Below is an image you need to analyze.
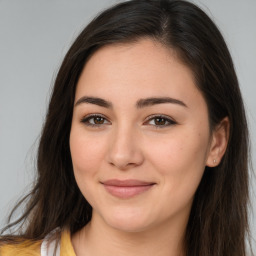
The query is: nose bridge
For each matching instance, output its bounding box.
[107,122,143,169]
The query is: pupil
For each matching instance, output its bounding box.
[155,118,165,125]
[94,117,104,124]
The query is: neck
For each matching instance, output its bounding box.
[72,212,187,256]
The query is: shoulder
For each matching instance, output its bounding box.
[0,228,75,256]
[0,240,41,256]
[59,229,76,256]
[40,228,75,256]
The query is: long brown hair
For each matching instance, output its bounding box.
[1,0,252,255]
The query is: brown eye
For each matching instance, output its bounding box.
[81,114,110,127]
[154,117,167,126]
[94,116,105,124]
[146,115,177,128]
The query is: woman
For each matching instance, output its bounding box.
[0,0,252,255]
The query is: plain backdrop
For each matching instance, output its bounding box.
[0,0,255,248]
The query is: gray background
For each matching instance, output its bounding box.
[0,0,255,248]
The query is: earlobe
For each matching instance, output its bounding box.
[206,117,230,167]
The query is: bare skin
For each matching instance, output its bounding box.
[70,38,229,256]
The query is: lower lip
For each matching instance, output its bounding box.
[103,184,154,199]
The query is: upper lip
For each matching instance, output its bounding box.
[101,179,155,187]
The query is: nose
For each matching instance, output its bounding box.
[106,125,144,170]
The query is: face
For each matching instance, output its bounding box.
[70,38,214,233]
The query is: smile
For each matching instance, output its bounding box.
[101,179,156,199]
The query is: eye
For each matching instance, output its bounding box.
[81,114,110,127]
[145,115,177,128]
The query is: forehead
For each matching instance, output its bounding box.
[75,38,205,110]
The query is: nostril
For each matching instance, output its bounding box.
[107,152,144,170]
[106,130,144,169]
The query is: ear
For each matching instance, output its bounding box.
[206,117,230,167]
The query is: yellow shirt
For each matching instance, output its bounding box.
[0,229,76,256]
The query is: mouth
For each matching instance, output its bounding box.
[100,179,156,199]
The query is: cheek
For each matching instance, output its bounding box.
[69,127,108,205]
[145,129,209,196]
[69,127,105,179]
[148,132,207,171]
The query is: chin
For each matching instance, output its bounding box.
[101,208,155,233]
[109,219,151,233]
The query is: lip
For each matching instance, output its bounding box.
[101,179,156,199]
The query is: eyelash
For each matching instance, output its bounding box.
[80,114,110,128]
[80,114,177,128]
[144,114,177,128]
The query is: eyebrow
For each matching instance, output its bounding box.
[136,97,187,108]
[75,96,187,108]
[75,96,113,108]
